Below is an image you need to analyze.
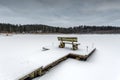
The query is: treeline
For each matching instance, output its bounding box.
[0,23,120,34]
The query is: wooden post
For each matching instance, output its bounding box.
[86,46,88,52]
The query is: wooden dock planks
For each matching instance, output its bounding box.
[19,48,96,80]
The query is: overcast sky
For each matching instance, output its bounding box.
[0,0,120,27]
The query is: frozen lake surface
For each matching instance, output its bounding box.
[0,34,120,80]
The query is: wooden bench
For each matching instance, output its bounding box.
[57,37,80,50]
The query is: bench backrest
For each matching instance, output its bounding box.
[58,37,77,42]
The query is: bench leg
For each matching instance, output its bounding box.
[59,42,65,48]
[72,44,78,50]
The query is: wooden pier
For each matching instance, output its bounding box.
[19,48,96,80]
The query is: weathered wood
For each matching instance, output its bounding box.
[42,54,69,71]
[63,42,80,45]
[86,48,96,59]
[58,37,77,42]
[58,37,80,50]
[19,67,43,80]
[19,48,96,80]
[68,53,87,61]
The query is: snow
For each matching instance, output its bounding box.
[0,34,120,80]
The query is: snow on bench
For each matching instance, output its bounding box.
[58,37,80,50]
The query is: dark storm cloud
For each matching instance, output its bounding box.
[0,0,120,27]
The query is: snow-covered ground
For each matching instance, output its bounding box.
[0,34,120,80]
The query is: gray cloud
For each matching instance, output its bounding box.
[0,0,120,27]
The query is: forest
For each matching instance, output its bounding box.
[0,23,120,34]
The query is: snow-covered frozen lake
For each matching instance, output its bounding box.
[0,34,120,80]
